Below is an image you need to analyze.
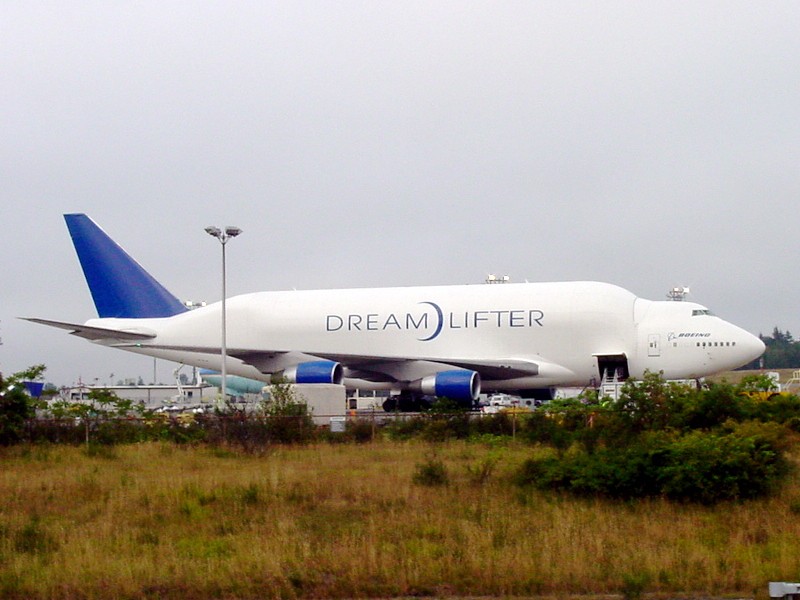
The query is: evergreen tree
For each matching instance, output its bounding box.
[741,328,800,369]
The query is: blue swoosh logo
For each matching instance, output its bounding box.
[418,301,443,341]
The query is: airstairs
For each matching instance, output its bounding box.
[781,370,800,395]
[599,369,626,400]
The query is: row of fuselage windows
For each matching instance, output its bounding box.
[670,341,738,348]
[669,340,737,348]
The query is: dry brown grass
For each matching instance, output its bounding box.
[0,440,798,599]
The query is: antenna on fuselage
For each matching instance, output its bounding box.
[184,300,207,309]
[667,286,690,301]
[486,274,510,284]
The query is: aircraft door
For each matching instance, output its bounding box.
[596,354,629,382]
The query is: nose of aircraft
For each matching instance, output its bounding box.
[739,330,766,365]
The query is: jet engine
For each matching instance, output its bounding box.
[281,360,343,385]
[418,370,480,401]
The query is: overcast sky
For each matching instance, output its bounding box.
[2,1,798,386]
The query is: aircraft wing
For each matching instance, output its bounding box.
[22,318,157,341]
[432,357,540,379]
[308,353,543,382]
[110,340,549,383]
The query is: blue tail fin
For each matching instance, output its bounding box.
[65,213,188,318]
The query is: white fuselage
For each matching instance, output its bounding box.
[87,281,764,393]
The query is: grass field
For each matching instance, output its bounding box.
[708,368,799,386]
[1,440,799,599]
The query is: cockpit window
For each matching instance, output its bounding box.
[692,309,713,316]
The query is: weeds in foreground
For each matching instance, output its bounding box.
[0,441,797,599]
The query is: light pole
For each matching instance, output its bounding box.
[205,225,242,406]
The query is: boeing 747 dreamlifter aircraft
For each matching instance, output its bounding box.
[26,214,764,409]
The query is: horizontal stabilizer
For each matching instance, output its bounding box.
[114,344,292,370]
[22,318,156,341]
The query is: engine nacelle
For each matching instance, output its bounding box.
[418,370,480,401]
[281,361,343,385]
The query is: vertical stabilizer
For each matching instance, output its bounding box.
[65,213,188,318]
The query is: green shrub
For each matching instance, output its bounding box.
[517,434,668,498]
[0,366,43,445]
[473,412,514,436]
[516,424,790,503]
[264,415,314,444]
[521,410,574,449]
[13,517,58,555]
[660,424,790,503]
[346,418,376,443]
[257,380,315,445]
[384,415,428,440]
[421,413,471,442]
[681,383,743,430]
[609,372,694,437]
[412,457,449,486]
[621,570,651,600]
[748,393,800,424]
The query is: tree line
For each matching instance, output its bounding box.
[742,327,800,369]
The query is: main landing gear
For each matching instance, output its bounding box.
[382,391,434,412]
